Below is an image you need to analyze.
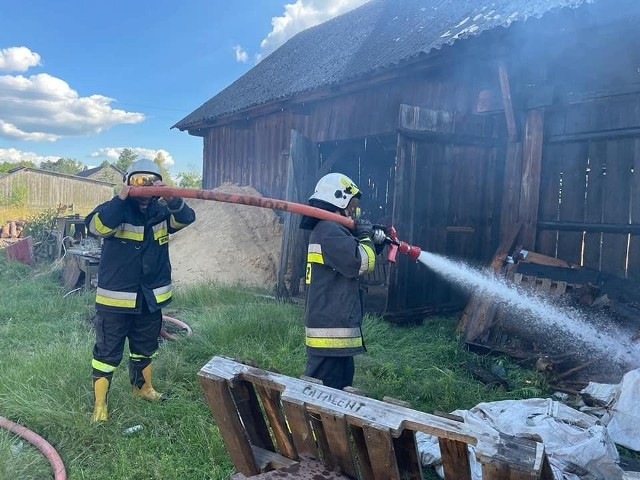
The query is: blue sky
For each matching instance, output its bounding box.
[0,0,368,176]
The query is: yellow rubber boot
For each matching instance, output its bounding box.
[132,364,167,402]
[91,377,110,423]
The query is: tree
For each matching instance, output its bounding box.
[0,160,36,173]
[114,148,137,173]
[153,152,173,185]
[40,157,86,175]
[177,169,202,189]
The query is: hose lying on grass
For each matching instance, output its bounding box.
[0,415,66,480]
[160,315,193,341]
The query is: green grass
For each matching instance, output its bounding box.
[0,253,551,479]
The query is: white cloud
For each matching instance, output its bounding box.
[0,46,41,73]
[233,45,249,63]
[90,147,175,166]
[0,147,59,166]
[0,47,145,142]
[258,0,370,60]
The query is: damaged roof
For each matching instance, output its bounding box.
[173,0,592,131]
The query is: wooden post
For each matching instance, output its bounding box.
[518,109,545,248]
[498,60,545,251]
[498,61,523,242]
[498,62,518,143]
[276,156,296,297]
[276,129,318,298]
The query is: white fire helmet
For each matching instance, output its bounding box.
[309,173,361,210]
[124,158,162,184]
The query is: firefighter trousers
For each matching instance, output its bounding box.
[92,307,163,386]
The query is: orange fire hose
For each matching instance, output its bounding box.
[128,186,355,229]
[129,186,426,263]
[0,416,66,480]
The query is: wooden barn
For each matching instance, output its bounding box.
[0,167,114,212]
[174,0,640,320]
[76,164,123,186]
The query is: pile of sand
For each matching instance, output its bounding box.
[169,184,283,288]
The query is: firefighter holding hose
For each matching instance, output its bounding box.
[85,158,195,422]
[300,173,386,390]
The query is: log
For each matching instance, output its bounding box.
[517,250,574,268]
[554,358,601,382]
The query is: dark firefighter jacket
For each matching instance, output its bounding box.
[304,220,376,357]
[85,195,195,314]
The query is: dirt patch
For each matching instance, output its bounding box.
[170,184,283,288]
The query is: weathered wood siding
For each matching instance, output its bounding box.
[537,92,640,280]
[203,71,486,199]
[0,169,114,210]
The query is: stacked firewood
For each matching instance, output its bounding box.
[0,220,24,239]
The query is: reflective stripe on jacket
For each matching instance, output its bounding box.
[304,220,375,357]
[86,196,195,314]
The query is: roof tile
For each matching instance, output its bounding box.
[174,0,593,130]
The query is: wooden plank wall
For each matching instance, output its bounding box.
[202,73,481,200]
[538,92,640,279]
[0,169,114,210]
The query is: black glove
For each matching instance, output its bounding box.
[353,218,373,240]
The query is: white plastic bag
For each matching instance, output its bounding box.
[602,369,640,451]
[416,398,623,480]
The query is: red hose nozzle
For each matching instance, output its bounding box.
[398,241,421,261]
[383,226,422,262]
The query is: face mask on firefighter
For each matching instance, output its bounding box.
[346,197,361,219]
[128,173,161,186]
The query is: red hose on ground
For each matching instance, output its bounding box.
[0,416,66,480]
[161,315,193,341]
[128,186,355,229]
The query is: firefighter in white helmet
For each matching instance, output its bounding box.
[85,158,196,422]
[300,172,385,390]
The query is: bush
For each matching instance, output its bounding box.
[0,181,27,207]
[22,208,58,244]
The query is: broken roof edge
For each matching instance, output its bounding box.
[172,0,595,132]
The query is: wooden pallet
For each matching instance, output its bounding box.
[199,356,553,480]
[511,272,569,295]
